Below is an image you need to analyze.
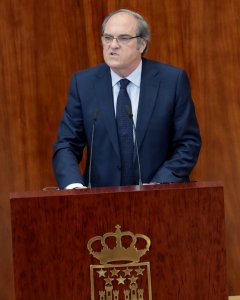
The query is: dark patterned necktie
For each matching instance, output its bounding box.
[116,79,134,185]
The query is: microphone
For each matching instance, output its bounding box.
[88,109,99,188]
[125,105,142,186]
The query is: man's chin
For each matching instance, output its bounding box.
[105,56,120,64]
[106,61,122,69]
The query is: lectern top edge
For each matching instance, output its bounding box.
[9,181,223,200]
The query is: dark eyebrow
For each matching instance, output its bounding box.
[103,33,133,36]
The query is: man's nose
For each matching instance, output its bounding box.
[110,38,120,48]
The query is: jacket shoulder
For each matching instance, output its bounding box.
[143,58,185,76]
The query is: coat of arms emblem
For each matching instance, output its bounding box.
[87,225,152,300]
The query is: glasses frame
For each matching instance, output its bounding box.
[101,34,141,45]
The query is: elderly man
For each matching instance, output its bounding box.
[53,9,201,189]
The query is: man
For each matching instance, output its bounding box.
[52,9,201,189]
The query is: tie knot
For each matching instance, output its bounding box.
[119,78,130,90]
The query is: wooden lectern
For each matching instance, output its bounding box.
[10,182,228,300]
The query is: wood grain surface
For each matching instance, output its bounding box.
[10,182,227,300]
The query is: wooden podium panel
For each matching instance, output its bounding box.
[10,182,227,300]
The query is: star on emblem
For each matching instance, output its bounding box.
[123,267,133,276]
[129,275,138,284]
[117,275,126,285]
[110,268,120,277]
[135,266,144,276]
[97,268,107,277]
[104,276,114,285]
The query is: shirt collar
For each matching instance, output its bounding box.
[110,60,142,88]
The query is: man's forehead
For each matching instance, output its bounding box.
[105,13,137,32]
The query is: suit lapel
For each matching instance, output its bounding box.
[136,59,161,150]
[94,65,120,158]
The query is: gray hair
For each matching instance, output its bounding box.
[101,9,150,55]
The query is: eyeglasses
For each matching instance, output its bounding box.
[102,34,141,45]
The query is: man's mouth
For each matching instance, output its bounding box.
[110,52,118,56]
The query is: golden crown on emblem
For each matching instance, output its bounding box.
[87,225,151,264]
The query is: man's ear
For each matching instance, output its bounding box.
[139,40,147,54]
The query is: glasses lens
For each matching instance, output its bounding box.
[102,35,113,44]
[102,35,139,45]
[118,36,132,44]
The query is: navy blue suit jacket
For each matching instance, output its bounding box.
[53,58,201,189]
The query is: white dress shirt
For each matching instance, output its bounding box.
[111,60,142,126]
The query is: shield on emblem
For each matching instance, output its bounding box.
[90,262,152,300]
